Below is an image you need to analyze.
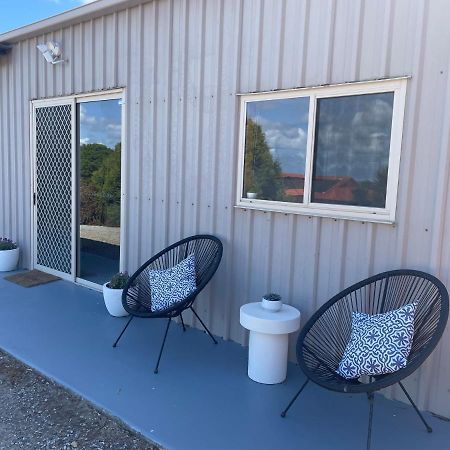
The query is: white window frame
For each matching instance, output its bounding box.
[236,78,408,224]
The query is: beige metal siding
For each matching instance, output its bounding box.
[1,0,450,416]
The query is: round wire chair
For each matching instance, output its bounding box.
[281,270,449,450]
[112,235,223,373]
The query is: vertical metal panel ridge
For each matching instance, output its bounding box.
[123,7,132,269]
[380,0,394,76]
[164,0,174,250]
[276,0,286,87]
[0,61,5,233]
[149,0,158,260]
[167,0,187,245]
[219,0,243,340]
[323,0,336,83]
[397,0,428,267]
[4,62,11,238]
[193,0,206,239]
[211,0,224,232]
[113,12,119,87]
[351,0,364,80]
[136,4,145,266]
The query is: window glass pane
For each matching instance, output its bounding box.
[78,99,122,285]
[311,92,394,208]
[243,97,309,203]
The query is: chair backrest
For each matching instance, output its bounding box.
[123,235,223,316]
[298,270,449,388]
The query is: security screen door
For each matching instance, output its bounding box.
[33,101,75,279]
[32,92,123,285]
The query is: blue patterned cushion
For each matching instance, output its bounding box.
[336,303,417,379]
[149,254,197,312]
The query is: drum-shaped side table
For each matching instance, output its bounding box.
[240,302,301,384]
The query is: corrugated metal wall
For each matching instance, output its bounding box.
[1,0,450,417]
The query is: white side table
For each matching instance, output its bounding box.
[240,302,301,384]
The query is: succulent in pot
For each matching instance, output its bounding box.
[103,271,130,317]
[246,189,258,200]
[0,238,19,272]
[261,292,283,311]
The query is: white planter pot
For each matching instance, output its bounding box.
[0,247,19,272]
[102,283,129,317]
[261,298,282,312]
[247,192,258,199]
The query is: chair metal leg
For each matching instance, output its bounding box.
[280,379,309,417]
[112,316,134,348]
[398,381,432,433]
[190,307,217,344]
[367,392,374,450]
[180,312,186,332]
[154,318,171,374]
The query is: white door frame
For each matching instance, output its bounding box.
[30,88,126,289]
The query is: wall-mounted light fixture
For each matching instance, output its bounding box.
[0,43,12,56]
[36,42,65,65]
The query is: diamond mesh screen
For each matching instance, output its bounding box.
[35,104,73,275]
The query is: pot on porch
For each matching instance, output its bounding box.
[0,247,20,272]
[102,283,129,317]
[261,293,282,312]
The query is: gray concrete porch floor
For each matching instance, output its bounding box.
[0,272,449,450]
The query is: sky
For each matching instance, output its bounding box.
[247,97,309,175]
[247,93,393,182]
[79,99,122,149]
[0,0,97,34]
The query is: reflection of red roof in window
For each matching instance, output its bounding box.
[281,173,358,203]
[285,189,304,196]
[280,173,305,179]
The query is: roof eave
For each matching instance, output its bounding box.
[0,0,148,44]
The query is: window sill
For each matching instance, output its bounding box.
[234,201,396,225]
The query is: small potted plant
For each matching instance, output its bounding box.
[103,272,130,317]
[0,238,19,272]
[261,293,282,312]
[246,189,258,199]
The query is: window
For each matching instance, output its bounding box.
[237,78,407,223]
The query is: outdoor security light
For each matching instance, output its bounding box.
[36,41,65,65]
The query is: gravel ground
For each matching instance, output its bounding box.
[0,350,161,450]
[79,225,120,246]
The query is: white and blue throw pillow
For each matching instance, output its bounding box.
[149,254,197,312]
[336,303,417,379]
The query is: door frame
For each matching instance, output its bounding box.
[30,88,127,289]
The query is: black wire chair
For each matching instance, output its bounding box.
[112,235,223,373]
[281,270,449,450]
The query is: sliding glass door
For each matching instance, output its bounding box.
[32,90,124,288]
[77,98,122,285]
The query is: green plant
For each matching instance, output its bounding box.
[263,293,281,302]
[107,272,130,289]
[0,238,17,251]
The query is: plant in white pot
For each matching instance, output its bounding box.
[246,187,258,199]
[0,238,19,272]
[103,272,130,317]
[261,293,282,312]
